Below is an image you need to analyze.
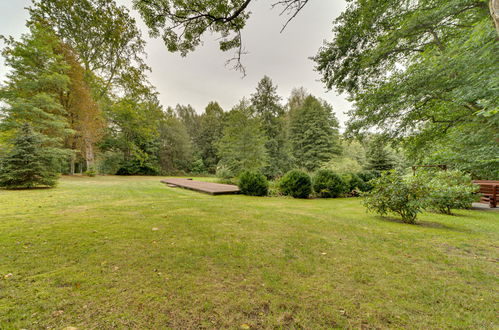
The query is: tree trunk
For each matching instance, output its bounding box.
[84,138,95,170]
[69,140,77,175]
[491,0,499,35]
[69,153,75,175]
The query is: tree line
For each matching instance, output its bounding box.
[135,0,499,180]
[1,0,497,189]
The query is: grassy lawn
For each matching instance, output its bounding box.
[0,176,497,329]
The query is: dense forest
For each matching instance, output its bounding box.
[0,0,497,183]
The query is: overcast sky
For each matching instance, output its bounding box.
[0,0,351,126]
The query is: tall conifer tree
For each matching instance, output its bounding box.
[0,23,72,156]
[289,95,341,171]
[251,76,290,177]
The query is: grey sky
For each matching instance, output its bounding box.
[0,0,351,126]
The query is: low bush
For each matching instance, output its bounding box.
[238,170,268,196]
[362,171,427,224]
[280,170,312,198]
[419,170,479,214]
[340,172,364,193]
[267,179,283,197]
[84,169,96,177]
[216,165,235,184]
[313,170,348,198]
[357,170,381,192]
[348,173,364,191]
[191,159,206,175]
[116,159,159,176]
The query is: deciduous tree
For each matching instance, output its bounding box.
[133,0,311,73]
[158,110,193,173]
[314,0,498,176]
[60,45,105,172]
[29,0,149,96]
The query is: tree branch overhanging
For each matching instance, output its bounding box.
[134,0,313,74]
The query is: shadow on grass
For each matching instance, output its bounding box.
[376,216,471,233]
[0,186,54,191]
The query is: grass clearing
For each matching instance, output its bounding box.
[0,176,498,328]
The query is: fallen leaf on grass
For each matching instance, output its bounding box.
[4,273,13,279]
[52,310,64,317]
[152,227,159,231]
[240,324,251,329]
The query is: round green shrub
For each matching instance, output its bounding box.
[362,171,428,224]
[417,170,479,214]
[313,169,348,198]
[357,170,381,192]
[116,159,159,176]
[238,170,269,196]
[280,170,312,198]
[190,159,206,174]
[348,173,364,191]
[84,169,97,177]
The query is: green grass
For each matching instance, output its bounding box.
[0,176,497,329]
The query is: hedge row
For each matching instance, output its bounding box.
[238,169,378,198]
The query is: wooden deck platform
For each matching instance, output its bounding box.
[160,178,240,195]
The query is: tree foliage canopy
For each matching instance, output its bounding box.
[0,23,72,152]
[217,100,267,175]
[29,0,149,94]
[314,0,498,178]
[133,0,310,73]
[289,95,341,172]
[251,76,290,177]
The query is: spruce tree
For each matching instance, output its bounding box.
[0,124,59,189]
[251,76,291,177]
[289,95,341,171]
[365,137,397,171]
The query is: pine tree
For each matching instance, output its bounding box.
[0,23,72,153]
[289,95,341,171]
[0,124,59,189]
[251,76,290,177]
[365,137,397,171]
